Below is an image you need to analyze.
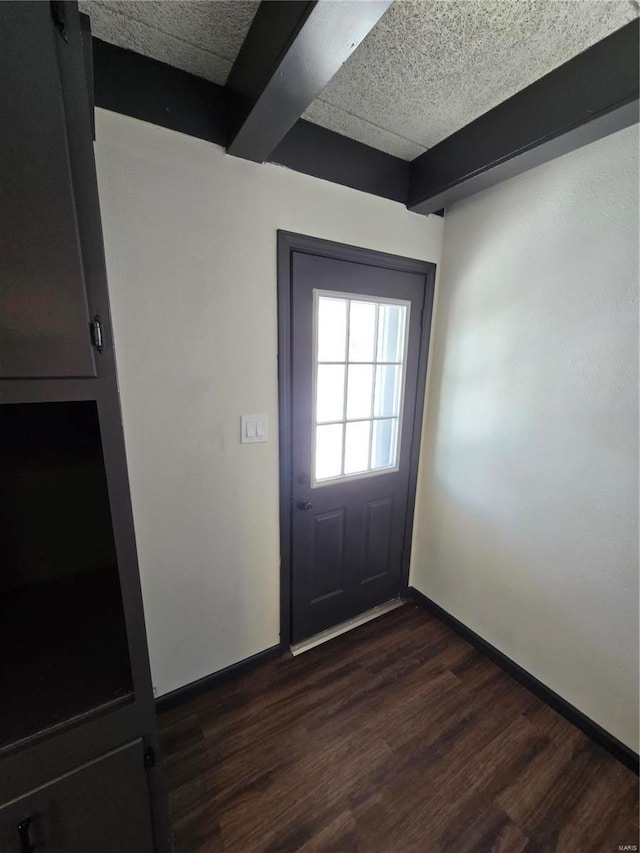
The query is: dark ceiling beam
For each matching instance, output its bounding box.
[226,0,391,163]
[90,39,412,206]
[270,119,409,204]
[408,19,640,215]
[92,39,228,148]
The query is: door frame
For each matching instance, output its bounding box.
[277,230,436,647]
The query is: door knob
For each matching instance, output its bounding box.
[296,500,313,512]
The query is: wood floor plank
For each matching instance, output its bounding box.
[158,603,639,853]
[361,715,543,850]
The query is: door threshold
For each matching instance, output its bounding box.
[290,599,405,656]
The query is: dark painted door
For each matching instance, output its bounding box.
[0,2,96,378]
[290,250,427,643]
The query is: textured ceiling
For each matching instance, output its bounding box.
[82,0,638,160]
[303,0,639,159]
[79,0,258,84]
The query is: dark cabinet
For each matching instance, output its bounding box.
[0,401,134,750]
[0,741,154,853]
[0,3,171,851]
[0,1,96,378]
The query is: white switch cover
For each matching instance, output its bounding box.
[241,414,268,444]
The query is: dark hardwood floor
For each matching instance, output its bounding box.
[158,603,639,852]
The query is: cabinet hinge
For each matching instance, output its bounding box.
[144,746,156,770]
[50,1,68,41]
[90,314,104,354]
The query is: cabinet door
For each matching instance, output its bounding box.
[0,2,96,378]
[0,741,154,853]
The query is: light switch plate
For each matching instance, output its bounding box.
[241,414,268,443]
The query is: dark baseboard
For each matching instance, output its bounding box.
[406,587,639,775]
[155,643,286,714]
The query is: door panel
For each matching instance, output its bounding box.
[0,741,153,853]
[0,3,96,378]
[362,497,394,584]
[290,249,428,643]
[310,509,346,602]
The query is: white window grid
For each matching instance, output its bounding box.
[311,289,411,487]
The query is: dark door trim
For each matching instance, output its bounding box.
[277,230,436,647]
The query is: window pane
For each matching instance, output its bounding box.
[377,304,407,363]
[316,364,345,423]
[317,297,347,362]
[344,421,371,475]
[348,301,376,362]
[346,364,373,420]
[371,419,398,469]
[315,424,343,480]
[374,365,402,417]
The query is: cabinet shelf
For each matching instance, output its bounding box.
[0,402,134,751]
[0,570,134,751]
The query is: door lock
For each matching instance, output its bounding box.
[296,500,313,512]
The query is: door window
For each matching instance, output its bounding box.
[313,291,410,486]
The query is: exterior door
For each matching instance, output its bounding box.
[282,234,435,644]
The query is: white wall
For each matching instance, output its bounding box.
[411,124,639,750]
[94,108,444,697]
